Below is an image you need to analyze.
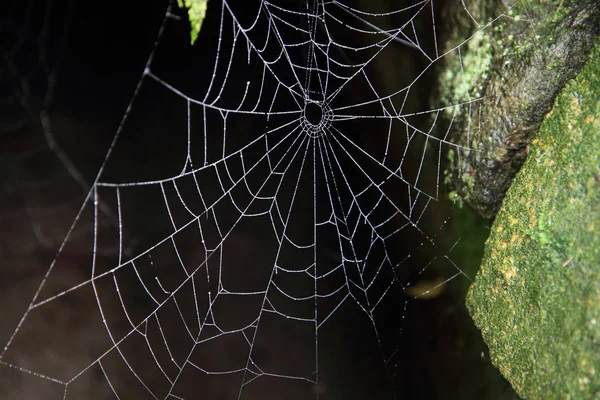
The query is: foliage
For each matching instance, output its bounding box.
[177,0,209,45]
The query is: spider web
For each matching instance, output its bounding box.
[1,0,516,398]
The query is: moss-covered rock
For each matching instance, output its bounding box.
[466,41,600,399]
[438,0,600,218]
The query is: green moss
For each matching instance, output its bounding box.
[441,28,494,114]
[467,41,600,399]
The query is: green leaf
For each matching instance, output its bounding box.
[177,0,209,45]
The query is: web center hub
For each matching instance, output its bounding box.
[302,101,332,138]
[305,102,323,125]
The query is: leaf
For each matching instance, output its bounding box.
[177,0,209,45]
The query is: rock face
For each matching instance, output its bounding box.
[439,0,600,218]
[466,41,600,399]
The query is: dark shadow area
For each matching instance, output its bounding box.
[0,0,519,399]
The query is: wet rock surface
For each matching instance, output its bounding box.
[438,0,600,218]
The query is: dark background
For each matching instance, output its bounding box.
[0,0,519,399]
